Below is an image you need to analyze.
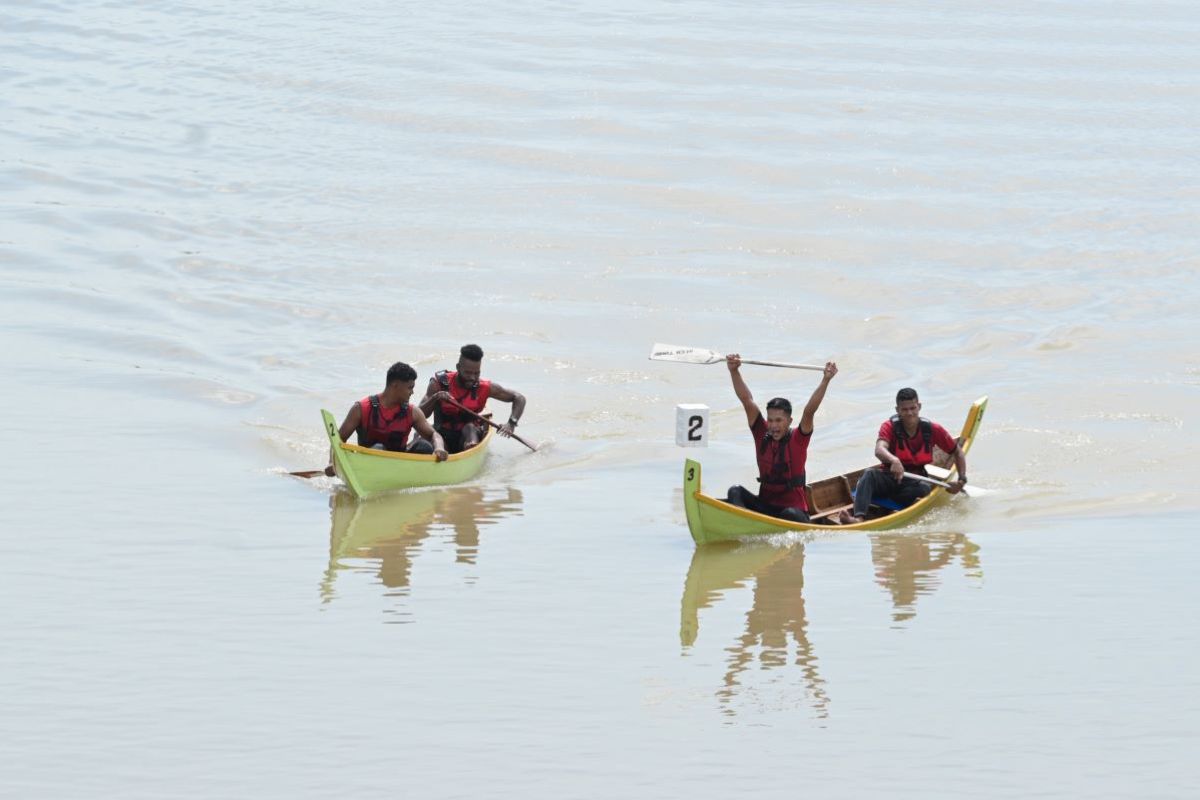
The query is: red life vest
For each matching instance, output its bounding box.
[434,370,491,431]
[356,395,414,451]
[754,424,810,512]
[886,415,934,472]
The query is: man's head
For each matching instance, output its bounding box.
[457,343,484,387]
[385,361,418,402]
[764,397,793,439]
[895,387,921,425]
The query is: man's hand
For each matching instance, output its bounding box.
[434,448,449,462]
[324,464,335,477]
[889,460,905,482]
[431,391,451,403]
[823,361,838,381]
[726,353,742,372]
[499,422,515,438]
[946,479,966,495]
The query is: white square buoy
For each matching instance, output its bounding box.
[675,404,710,447]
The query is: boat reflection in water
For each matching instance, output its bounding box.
[681,542,828,718]
[320,486,524,615]
[680,531,982,718]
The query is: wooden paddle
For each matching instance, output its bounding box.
[289,470,326,479]
[903,472,994,498]
[649,343,824,372]
[444,396,538,452]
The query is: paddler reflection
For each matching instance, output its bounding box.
[681,542,829,719]
[319,486,524,609]
[680,531,982,717]
[869,532,982,623]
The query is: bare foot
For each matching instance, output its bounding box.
[836,510,864,525]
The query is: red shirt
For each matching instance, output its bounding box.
[877,418,957,471]
[751,414,811,511]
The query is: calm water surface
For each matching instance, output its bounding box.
[2,0,1198,796]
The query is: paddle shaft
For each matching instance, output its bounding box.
[903,471,986,497]
[737,358,825,372]
[444,396,538,452]
[904,472,954,489]
[648,344,825,371]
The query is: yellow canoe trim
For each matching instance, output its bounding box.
[336,427,494,463]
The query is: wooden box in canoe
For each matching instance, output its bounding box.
[683,396,988,545]
[321,408,493,498]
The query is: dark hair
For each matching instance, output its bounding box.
[765,397,792,415]
[460,343,484,362]
[896,387,919,404]
[386,361,417,384]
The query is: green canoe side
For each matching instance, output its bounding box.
[684,396,989,545]
[321,408,492,497]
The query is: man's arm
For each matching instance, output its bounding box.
[488,382,526,437]
[798,361,838,435]
[412,407,448,461]
[337,403,362,443]
[726,354,760,427]
[418,376,446,417]
[875,438,905,481]
[947,446,968,494]
[932,425,968,494]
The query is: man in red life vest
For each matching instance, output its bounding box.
[724,354,838,523]
[325,362,447,475]
[837,387,967,524]
[417,343,527,454]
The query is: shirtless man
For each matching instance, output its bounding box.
[325,362,447,475]
[418,344,527,453]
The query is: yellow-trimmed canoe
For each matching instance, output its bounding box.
[321,408,493,498]
[684,396,988,545]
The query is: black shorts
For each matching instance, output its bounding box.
[437,423,485,454]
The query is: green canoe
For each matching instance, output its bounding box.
[683,396,988,545]
[321,408,493,498]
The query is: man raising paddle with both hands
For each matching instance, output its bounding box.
[419,343,528,454]
[724,354,838,523]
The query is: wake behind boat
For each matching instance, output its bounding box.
[683,396,988,545]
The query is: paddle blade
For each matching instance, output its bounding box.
[648,343,725,365]
[921,466,996,497]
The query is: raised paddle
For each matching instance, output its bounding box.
[443,396,539,452]
[648,343,824,372]
[903,472,995,498]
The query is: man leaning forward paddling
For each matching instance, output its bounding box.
[325,361,448,475]
[836,387,967,524]
[418,343,527,454]
[725,354,838,523]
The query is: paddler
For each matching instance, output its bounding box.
[724,354,838,523]
[325,362,448,475]
[417,343,527,453]
[837,388,967,524]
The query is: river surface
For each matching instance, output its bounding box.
[3,1,1198,797]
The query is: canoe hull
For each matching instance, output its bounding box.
[684,396,988,545]
[322,408,492,497]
